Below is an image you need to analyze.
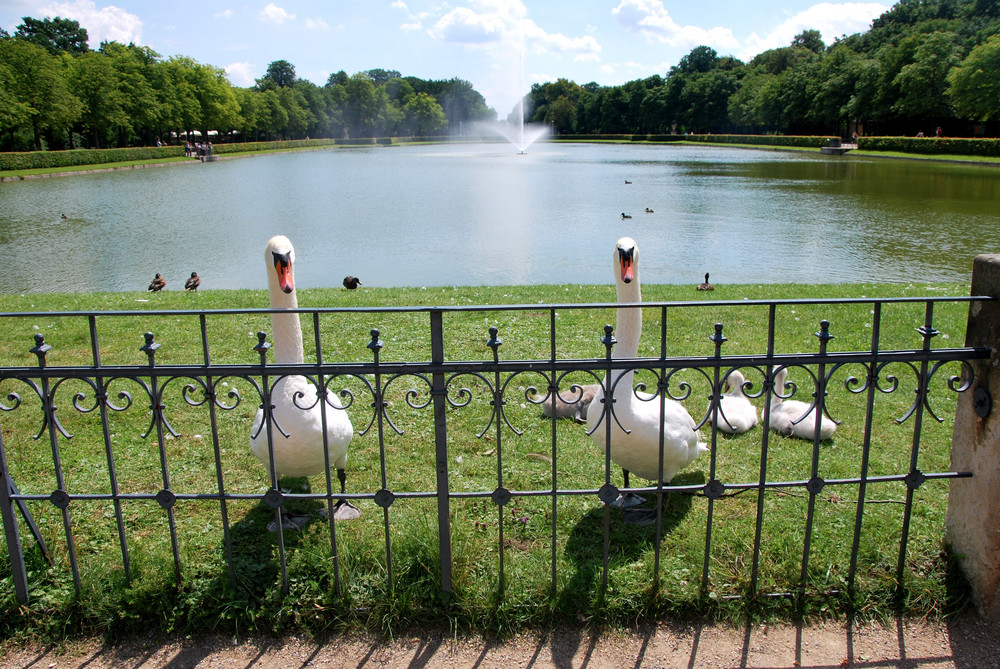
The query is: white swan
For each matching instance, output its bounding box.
[587,237,708,510]
[711,370,758,435]
[250,235,360,529]
[765,367,837,440]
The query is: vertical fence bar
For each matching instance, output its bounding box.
[487,327,506,595]
[32,334,82,594]
[798,320,833,601]
[369,328,394,594]
[896,302,936,595]
[200,313,235,589]
[750,303,778,596]
[253,332,289,594]
[89,315,132,586]
[141,333,182,585]
[0,426,28,603]
[848,302,882,596]
[599,323,617,595]
[548,309,558,598]
[653,306,668,590]
[313,312,344,594]
[701,324,727,595]
[430,310,453,596]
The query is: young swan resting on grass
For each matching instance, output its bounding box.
[250,235,360,530]
[711,370,758,435]
[587,237,707,520]
[536,383,600,423]
[765,367,837,441]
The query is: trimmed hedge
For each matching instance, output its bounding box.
[0,138,352,171]
[682,134,835,148]
[858,136,1000,157]
[0,146,184,171]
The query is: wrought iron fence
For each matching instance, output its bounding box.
[0,295,992,608]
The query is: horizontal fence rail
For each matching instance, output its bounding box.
[0,295,992,610]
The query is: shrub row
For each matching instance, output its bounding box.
[682,134,835,148]
[858,136,1000,156]
[0,138,355,171]
[0,146,184,171]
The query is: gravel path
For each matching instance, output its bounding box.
[3,615,997,668]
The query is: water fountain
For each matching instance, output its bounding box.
[492,97,550,154]
[475,39,550,154]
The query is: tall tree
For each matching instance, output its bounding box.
[15,16,89,55]
[71,50,128,147]
[0,38,82,149]
[949,34,1000,121]
[256,59,296,90]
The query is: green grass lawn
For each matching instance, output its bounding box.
[0,281,980,640]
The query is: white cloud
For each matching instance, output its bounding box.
[401,21,422,32]
[304,17,328,30]
[224,62,256,87]
[612,0,738,50]
[430,7,506,43]
[40,0,143,46]
[214,9,234,19]
[740,2,889,59]
[259,3,295,25]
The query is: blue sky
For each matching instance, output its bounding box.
[1,0,890,116]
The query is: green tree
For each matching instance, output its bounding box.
[344,72,377,137]
[71,50,128,147]
[15,16,89,55]
[257,59,296,90]
[792,29,825,54]
[949,34,1000,120]
[892,31,960,121]
[0,38,81,149]
[403,92,447,135]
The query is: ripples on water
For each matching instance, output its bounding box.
[0,143,996,293]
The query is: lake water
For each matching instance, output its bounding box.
[1,142,998,293]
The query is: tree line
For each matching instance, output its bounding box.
[527,0,1000,138]
[0,17,495,152]
[3,0,1000,153]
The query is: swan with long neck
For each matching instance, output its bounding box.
[765,367,837,440]
[250,235,360,528]
[587,237,707,488]
[711,370,758,434]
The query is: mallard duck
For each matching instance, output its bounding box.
[148,273,166,292]
[184,272,200,291]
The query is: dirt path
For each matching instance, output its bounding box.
[3,615,996,668]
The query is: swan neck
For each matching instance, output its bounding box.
[268,284,304,364]
[613,278,642,388]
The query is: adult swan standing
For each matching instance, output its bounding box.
[587,237,707,520]
[250,235,361,530]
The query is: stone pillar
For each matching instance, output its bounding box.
[947,254,1000,619]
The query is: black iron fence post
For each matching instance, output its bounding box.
[430,309,453,597]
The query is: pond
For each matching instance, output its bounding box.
[1,142,997,293]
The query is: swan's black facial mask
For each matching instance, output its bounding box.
[272,251,294,293]
[618,246,635,284]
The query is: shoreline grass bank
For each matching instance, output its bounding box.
[3,137,1000,182]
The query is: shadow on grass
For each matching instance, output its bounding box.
[558,470,703,615]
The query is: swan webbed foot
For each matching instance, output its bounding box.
[622,507,660,526]
[333,499,361,520]
[267,509,312,532]
[319,499,361,520]
[610,492,646,509]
